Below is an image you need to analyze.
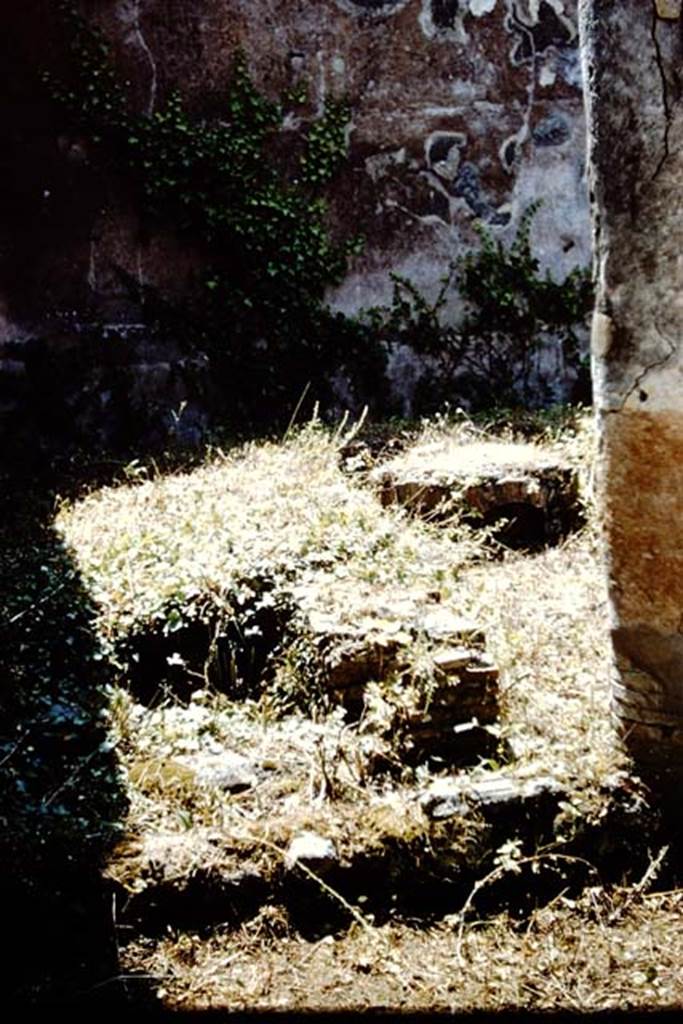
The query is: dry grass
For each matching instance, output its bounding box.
[120,888,683,1011]
[55,418,478,660]
[458,526,621,787]
[51,407,683,1012]
[104,690,442,884]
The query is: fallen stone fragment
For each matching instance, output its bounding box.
[285,832,338,873]
[128,757,197,797]
[372,439,583,549]
[432,647,475,672]
[178,751,258,794]
[416,608,486,645]
[420,773,564,822]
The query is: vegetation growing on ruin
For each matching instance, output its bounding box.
[53,416,478,707]
[7,3,682,1014]
[43,5,594,431]
[10,407,683,1010]
[53,409,656,1012]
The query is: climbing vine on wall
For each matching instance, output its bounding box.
[44,2,384,426]
[43,3,592,431]
[368,203,593,411]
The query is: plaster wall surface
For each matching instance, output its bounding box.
[0,0,590,445]
[580,0,683,775]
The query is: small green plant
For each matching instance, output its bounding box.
[368,203,593,412]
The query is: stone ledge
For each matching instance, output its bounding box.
[372,439,583,549]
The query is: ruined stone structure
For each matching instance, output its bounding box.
[580,0,683,779]
[1,1,589,447]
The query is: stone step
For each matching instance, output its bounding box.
[420,772,565,822]
[371,439,583,549]
[103,770,657,939]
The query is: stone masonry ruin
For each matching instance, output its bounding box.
[13,5,683,1005]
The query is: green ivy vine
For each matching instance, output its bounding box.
[43,2,383,426]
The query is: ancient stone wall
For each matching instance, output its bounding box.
[580,0,683,780]
[0,1,589,450]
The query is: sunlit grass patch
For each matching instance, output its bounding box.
[55,420,481,694]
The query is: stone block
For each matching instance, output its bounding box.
[285,832,338,873]
[176,751,258,794]
[655,0,682,19]
[420,773,564,822]
[372,439,583,549]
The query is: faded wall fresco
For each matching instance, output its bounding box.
[86,0,589,310]
[327,0,589,315]
[0,1,590,448]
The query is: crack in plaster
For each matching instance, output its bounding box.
[617,324,678,412]
[87,239,98,293]
[134,0,157,116]
[136,247,145,288]
[385,196,453,231]
[651,5,673,179]
[117,0,157,116]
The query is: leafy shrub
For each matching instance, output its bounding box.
[368,203,593,412]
